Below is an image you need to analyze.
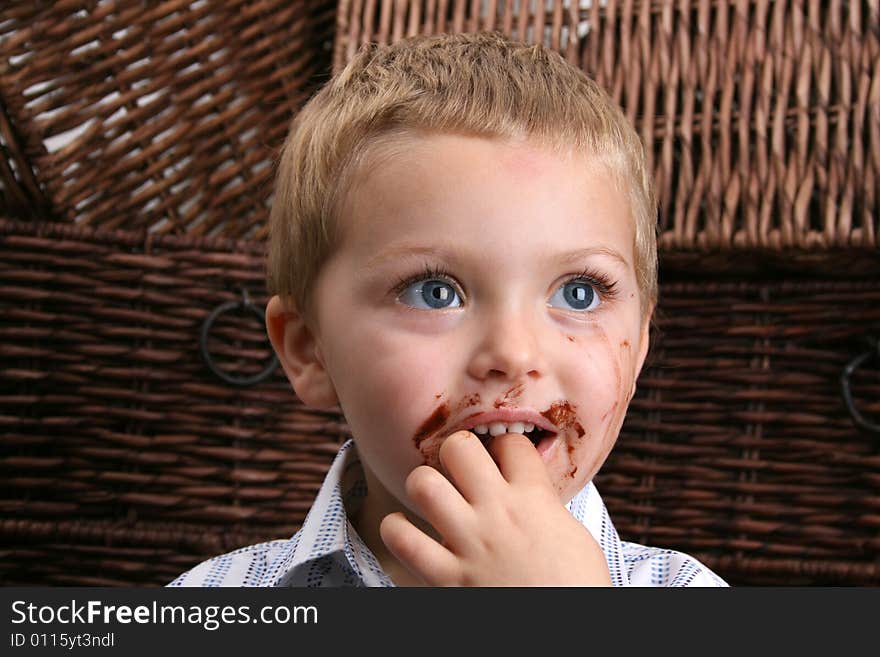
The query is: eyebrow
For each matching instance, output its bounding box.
[546,246,632,270]
[363,244,632,271]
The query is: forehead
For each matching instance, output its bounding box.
[351,130,584,196]
[338,132,634,264]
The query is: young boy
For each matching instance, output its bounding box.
[171,31,727,587]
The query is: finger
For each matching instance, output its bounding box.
[486,432,554,488]
[405,465,476,549]
[437,430,506,504]
[379,512,462,586]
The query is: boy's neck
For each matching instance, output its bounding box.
[351,465,437,587]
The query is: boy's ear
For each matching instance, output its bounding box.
[265,295,339,409]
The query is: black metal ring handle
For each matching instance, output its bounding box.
[840,337,880,434]
[200,289,279,387]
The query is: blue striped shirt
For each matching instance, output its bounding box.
[169,440,728,587]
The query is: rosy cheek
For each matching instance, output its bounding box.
[588,340,638,465]
[601,400,620,424]
[350,329,437,396]
[620,337,635,373]
[597,341,633,417]
[558,331,635,491]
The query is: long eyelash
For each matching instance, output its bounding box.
[391,264,619,302]
[391,264,457,297]
[565,267,620,300]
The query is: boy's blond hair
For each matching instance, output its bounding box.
[267,31,657,326]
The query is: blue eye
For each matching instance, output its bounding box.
[398,279,462,310]
[549,279,599,311]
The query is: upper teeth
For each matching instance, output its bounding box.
[472,422,536,436]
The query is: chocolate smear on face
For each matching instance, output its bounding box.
[457,393,481,411]
[542,400,586,438]
[566,442,579,478]
[494,383,525,408]
[412,402,450,450]
[543,401,587,481]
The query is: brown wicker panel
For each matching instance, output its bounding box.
[597,254,880,586]
[0,217,349,586]
[3,216,878,586]
[334,0,880,251]
[0,0,337,238]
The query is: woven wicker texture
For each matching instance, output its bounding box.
[0,218,348,586]
[599,255,880,585]
[0,0,336,238]
[334,0,880,251]
[2,218,878,586]
[2,2,879,588]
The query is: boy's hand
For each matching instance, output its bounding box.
[379,431,612,586]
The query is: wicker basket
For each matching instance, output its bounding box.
[2,216,877,586]
[602,250,880,586]
[0,217,349,586]
[2,1,879,587]
[0,0,337,238]
[334,0,880,252]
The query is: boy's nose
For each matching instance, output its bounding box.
[465,309,548,382]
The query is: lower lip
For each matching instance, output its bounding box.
[535,433,561,459]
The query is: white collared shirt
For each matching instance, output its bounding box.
[169,440,728,587]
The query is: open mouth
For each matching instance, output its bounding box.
[471,424,557,449]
